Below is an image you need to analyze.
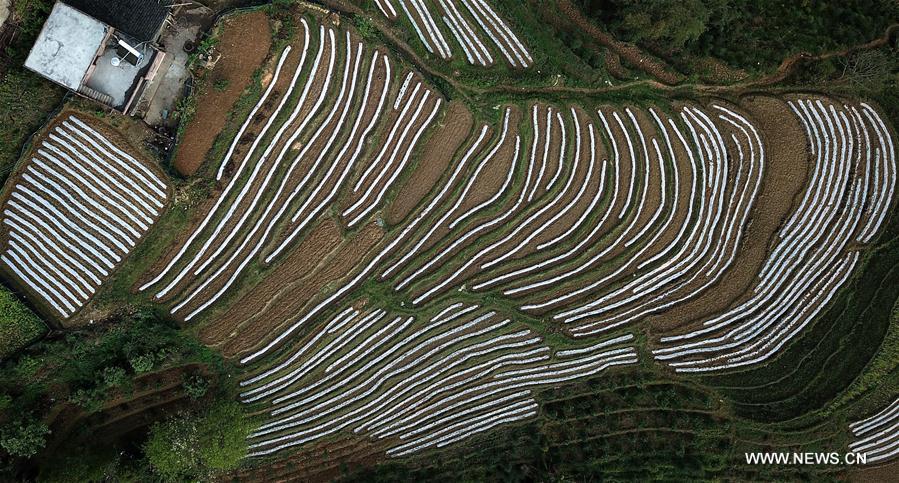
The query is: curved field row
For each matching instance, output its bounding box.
[230,94,893,378]
[141,15,897,465]
[655,98,896,373]
[378,102,764,336]
[333,371,739,481]
[240,302,637,457]
[0,115,168,319]
[137,18,443,323]
[849,398,899,464]
[376,0,532,67]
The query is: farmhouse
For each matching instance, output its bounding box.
[23,0,172,113]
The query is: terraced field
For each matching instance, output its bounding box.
[2,2,897,480]
[0,114,169,320]
[373,0,532,67]
[123,7,899,469]
[850,398,899,463]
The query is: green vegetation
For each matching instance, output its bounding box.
[0,0,65,183]
[0,418,50,458]
[0,310,242,481]
[0,285,46,359]
[0,1,896,481]
[144,400,251,481]
[596,0,724,50]
[213,78,231,92]
[341,371,851,481]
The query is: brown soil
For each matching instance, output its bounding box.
[396,108,522,297]
[337,70,414,213]
[562,101,760,332]
[535,106,669,313]
[144,25,338,304]
[171,11,272,176]
[385,100,474,225]
[452,107,523,217]
[506,104,644,306]
[532,105,564,199]
[340,85,442,224]
[649,96,810,336]
[217,36,307,180]
[848,459,899,482]
[475,107,596,273]
[233,435,392,482]
[528,107,607,246]
[198,218,343,346]
[203,221,384,358]
[0,110,168,327]
[265,44,390,254]
[375,122,494,283]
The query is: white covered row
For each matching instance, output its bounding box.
[375,0,530,68]
[242,302,637,458]
[138,21,313,296]
[849,397,899,463]
[654,99,872,372]
[3,116,167,318]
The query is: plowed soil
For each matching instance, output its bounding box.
[198,218,343,347]
[203,221,384,358]
[385,101,473,225]
[172,12,272,176]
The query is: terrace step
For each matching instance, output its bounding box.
[77,85,114,107]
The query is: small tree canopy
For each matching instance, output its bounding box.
[612,0,714,49]
[144,401,250,481]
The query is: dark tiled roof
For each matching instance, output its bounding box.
[62,0,171,42]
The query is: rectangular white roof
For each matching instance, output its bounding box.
[24,2,108,90]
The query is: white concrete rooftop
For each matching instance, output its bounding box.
[24,2,107,90]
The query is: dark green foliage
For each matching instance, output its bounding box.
[0,309,240,480]
[702,177,899,421]
[600,0,727,50]
[182,374,210,400]
[0,0,66,183]
[354,15,378,41]
[341,373,798,481]
[0,310,218,436]
[579,0,899,71]
[213,78,231,91]
[0,311,209,415]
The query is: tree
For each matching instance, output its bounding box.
[611,0,714,49]
[839,50,897,91]
[144,401,249,481]
[0,418,50,458]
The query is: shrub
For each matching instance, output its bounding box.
[213,78,230,91]
[182,374,209,400]
[0,418,50,458]
[129,354,155,374]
